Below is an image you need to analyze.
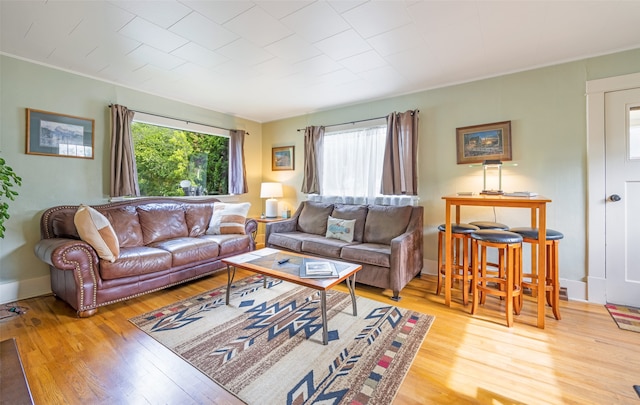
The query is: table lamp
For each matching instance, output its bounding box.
[480,159,503,195]
[260,182,283,218]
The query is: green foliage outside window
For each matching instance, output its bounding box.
[132,122,228,196]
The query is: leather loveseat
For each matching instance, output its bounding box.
[265,201,423,300]
[34,197,257,317]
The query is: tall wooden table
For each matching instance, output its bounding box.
[442,194,552,328]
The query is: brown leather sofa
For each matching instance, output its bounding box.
[265,201,423,300]
[34,198,257,317]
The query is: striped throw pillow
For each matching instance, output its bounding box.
[206,202,251,235]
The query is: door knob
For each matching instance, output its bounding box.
[609,194,622,202]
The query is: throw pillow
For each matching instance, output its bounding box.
[206,202,251,235]
[74,204,120,262]
[325,216,356,243]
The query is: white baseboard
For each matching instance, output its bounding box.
[0,275,51,305]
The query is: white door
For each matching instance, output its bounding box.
[605,87,640,306]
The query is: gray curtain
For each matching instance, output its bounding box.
[301,126,325,194]
[110,104,139,197]
[381,110,419,195]
[229,129,248,194]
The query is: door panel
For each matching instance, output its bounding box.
[605,88,640,306]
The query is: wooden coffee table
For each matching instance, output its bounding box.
[222,248,362,345]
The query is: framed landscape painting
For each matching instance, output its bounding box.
[456,121,512,164]
[272,146,294,171]
[26,108,94,159]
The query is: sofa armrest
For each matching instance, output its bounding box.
[34,238,99,270]
[245,218,258,249]
[264,218,297,247]
[389,226,423,296]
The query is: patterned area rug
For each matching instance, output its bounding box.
[605,303,640,333]
[130,275,434,405]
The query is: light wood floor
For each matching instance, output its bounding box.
[1,271,638,404]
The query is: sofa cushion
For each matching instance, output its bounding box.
[325,216,356,243]
[302,235,353,259]
[137,204,188,245]
[100,246,172,280]
[268,232,319,252]
[363,205,413,245]
[341,243,391,268]
[297,202,334,235]
[149,237,220,267]
[74,204,120,262]
[200,234,251,256]
[104,206,144,248]
[206,202,250,235]
[185,203,214,237]
[331,204,368,242]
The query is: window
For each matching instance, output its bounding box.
[321,122,387,201]
[132,113,229,196]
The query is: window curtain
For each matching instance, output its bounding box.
[321,125,386,201]
[301,126,325,194]
[381,110,419,195]
[229,129,248,194]
[110,104,139,197]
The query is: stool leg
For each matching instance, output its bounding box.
[436,231,443,296]
[471,239,479,315]
[505,245,515,327]
[513,243,522,315]
[550,241,561,320]
[462,235,469,305]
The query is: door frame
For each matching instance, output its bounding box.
[586,72,640,303]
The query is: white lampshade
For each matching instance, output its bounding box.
[260,182,283,218]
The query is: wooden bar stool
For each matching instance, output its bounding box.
[510,227,564,320]
[436,223,479,305]
[470,230,523,327]
[469,221,509,230]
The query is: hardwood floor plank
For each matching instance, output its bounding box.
[1,272,638,404]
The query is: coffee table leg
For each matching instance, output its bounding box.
[226,264,236,305]
[346,274,358,317]
[321,290,328,345]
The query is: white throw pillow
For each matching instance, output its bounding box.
[325,216,356,243]
[206,202,251,235]
[74,204,120,262]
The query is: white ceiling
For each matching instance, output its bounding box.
[2,1,639,123]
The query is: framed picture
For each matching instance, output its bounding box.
[272,146,295,171]
[456,121,512,164]
[26,108,95,159]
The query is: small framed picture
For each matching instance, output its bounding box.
[272,146,295,171]
[26,108,95,159]
[456,121,512,164]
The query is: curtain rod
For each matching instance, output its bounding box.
[295,110,419,132]
[108,105,249,135]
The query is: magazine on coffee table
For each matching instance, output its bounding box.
[300,259,339,278]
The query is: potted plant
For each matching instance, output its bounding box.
[0,156,22,238]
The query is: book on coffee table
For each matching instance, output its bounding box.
[300,259,339,278]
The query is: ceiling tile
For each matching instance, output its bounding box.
[313,29,371,61]
[342,1,412,38]
[264,34,321,63]
[339,50,388,74]
[367,23,426,57]
[224,6,293,47]
[171,42,229,69]
[169,12,238,51]
[119,16,188,53]
[180,0,255,24]
[281,1,350,43]
[127,44,185,70]
[258,1,314,19]
[216,38,275,66]
[109,0,190,28]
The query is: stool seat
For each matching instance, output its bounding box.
[438,223,480,233]
[510,227,564,241]
[469,221,509,230]
[471,230,523,244]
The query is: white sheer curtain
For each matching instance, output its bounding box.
[320,125,386,203]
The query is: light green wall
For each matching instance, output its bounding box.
[262,48,640,285]
[2,49,639,300]
[0,55,263,296]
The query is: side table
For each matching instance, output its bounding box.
[250,216,288,248]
